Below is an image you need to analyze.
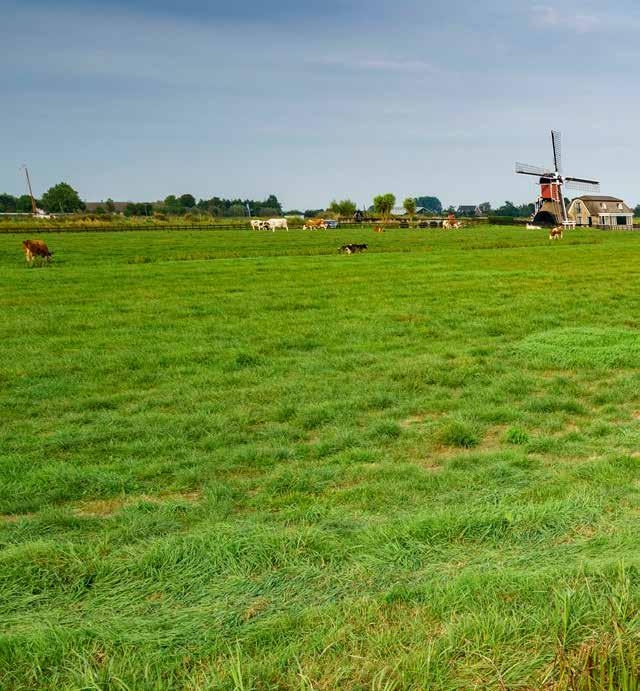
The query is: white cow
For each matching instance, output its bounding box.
[267,218,288,232]
[526,223,542,230]
[442,220,462,229]
[250,219,268,231]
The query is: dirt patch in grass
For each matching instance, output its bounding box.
[422,425,506,466]
[75,490,203,517]
[400,412,443,429]
[0,512,33,523]
[244,597,271,622]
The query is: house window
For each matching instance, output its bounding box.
[601,203,607,209]
[617,216,628,226]
[618,203,623,210]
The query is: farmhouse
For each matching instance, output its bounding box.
[457,205,481,217]
[391,206,430,216]
[567,196,633,230]
[85,201,129,213]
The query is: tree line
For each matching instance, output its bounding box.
[0,184,286,218]
[0,183,86,214]
[4,182,635,219]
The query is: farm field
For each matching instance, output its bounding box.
[3,225,640,688]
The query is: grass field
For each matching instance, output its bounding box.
[3,225,640,689]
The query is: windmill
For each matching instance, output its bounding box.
[516,130,600,227]
[20,165,38,215]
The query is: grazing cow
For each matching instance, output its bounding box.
[442,220,462,229]
[266,218,288,232]
[22,239,52,265]
[250,219,268,231]
[373,226,385,233]
[526,223,542,230]
[303,219,327,230]
[339,243,368,254]
[549,226,563,240]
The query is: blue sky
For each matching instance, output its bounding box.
[2,0,638,209]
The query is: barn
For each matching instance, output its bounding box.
[567,196,633,230]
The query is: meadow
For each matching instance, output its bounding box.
[2,225,640,689]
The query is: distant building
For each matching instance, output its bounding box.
[567,196,633,230]
[457,205,481,217]
[390,206,430,216]
[85,201,129,213]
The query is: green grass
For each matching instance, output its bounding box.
[2,225,640,688]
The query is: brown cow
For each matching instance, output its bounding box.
[373,225,385,233]
[303,219,327,230]
[549,226,563,240]
[22,240,52,265]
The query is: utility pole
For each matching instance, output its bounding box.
[21,165,38,215]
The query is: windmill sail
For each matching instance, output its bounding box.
[564,177,600,193]
[551,130,562,174]
[515,162,551,176]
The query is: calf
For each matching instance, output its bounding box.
[339,243,368,254]
[22,239,52,265]
[549,226,563,240]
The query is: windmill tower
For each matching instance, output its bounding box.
[516,130,600,227]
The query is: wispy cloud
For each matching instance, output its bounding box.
[530,4,640,34]
[531,5,599,33]
[308,55,439,74]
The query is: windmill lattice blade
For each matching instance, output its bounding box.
[564,179,600,193]
[515,162,550,176]
[551,130,562,174]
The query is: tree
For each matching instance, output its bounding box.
[0,194,17,213]
[479,202,492,214]
[328,199,356,219]
[414,196,442,214]
[124,202,153,217]
[403,197,417,222]
[338,199,356,219]
[304,209,324,218]
[162,195,183,215]
[373,193,396,223]
[40,182,83,213]
[105,198,116,213]
[257,207,279,217]
[226,204,246,217]
[16,195,34,213]
[634,204,640,218]
[264,195,282,214]
[179,193,196,208]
